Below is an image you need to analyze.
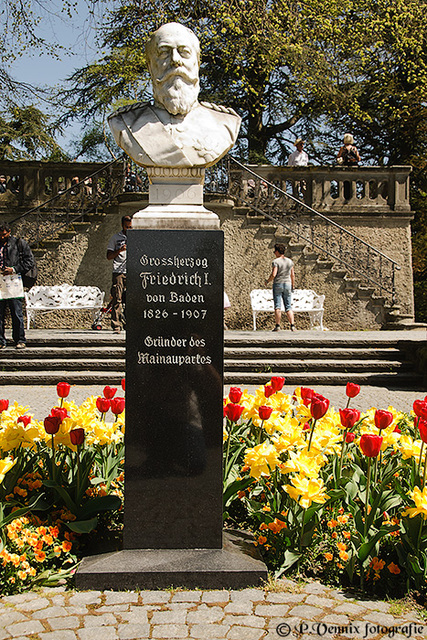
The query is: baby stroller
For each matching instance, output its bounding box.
[91,295,126,330]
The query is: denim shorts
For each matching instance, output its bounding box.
[273,283,292,312]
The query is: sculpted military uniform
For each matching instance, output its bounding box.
[108,101,241,168]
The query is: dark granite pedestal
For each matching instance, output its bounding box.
[76,227,268,589]
[76,530,267,590]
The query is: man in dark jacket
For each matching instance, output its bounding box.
[0,222,35,349]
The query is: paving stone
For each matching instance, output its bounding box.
[83,613,118,627]
[227,626,265,640]
[302,583,330,595]
[64,606,89,615]
[230,590,265,603]
[151,623,189,638]
[266,617,302,632]
[364,613,399,626]
[319,615,350,626]
[0,611,28,626]
[0,630,11,640]
[287,604,322,618]
[305,595,334,609]
[77,627,118,640]
[139,591,171,604]
[96,605,130,614]
[368,601,391,613]
[48,616,81,630]
[39,631,78,640]
[6,619,45,636]
[189,623,231,639]
[187,605,224,624]
[150,609,187,625]
[15,598,50,612]
[69,592,103,606]
[40,586,67,594]
[32,606,70,619]
[223,602,253,615]
[274,578,297,590]
[265,593,303,604]
[1,593,37,604]
[104,592,139,606]
[172,592,202,603]
[117,623,150,639]
[119,610,149,625]
[223,615,265,628]
[201,591,230,604]
[254,604,290,618]
[334,603,367,616]
[50,595,67,607]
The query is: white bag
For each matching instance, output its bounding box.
[0,274,25,300]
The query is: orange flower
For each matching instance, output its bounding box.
[237,491,245,499]
[388,562,401,575]
[258,536,267,545]
[324,553,333,561]
[62,541,72,552]
[268,519,287,534]
[337,542,347,551]
[343,531,351,539]
[17,570,27,581]
[259,523,268,531]
[331,531,337,539]
[34,550,46,563]
[337,515,349,524]
[339,550,349,561]
[327,519,338,528]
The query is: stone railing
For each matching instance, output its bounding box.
[0,159,124,211]
[228,164,412,215]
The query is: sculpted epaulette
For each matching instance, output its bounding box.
[200,101,240,118]
[108,101,150,120]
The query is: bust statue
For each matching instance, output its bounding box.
[108,22,241,169]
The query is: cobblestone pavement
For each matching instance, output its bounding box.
[0,580,426,640]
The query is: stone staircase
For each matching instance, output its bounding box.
[0,330,425,387]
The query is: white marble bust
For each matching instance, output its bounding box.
[108,22,241,169]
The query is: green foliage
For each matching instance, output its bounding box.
[0,105,67,160]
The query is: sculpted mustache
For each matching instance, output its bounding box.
[155,68,198,84]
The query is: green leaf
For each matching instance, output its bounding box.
[358,525,399,562]
[77,495,121,519]
[65,517,98,534]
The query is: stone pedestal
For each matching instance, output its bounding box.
[76,172,267,589]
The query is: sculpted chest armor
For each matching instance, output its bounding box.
[108,102,241,168]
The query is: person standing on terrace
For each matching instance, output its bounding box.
[265,243,296,332]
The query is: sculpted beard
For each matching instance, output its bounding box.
[153,70,199,116]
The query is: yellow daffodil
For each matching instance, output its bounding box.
[284,474,329,508]
[402,486,427,520]
[0,456,16,483]
[280,449,325,478]
[244,442,279,479]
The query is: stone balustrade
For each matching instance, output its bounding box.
[228,164,412,214]
[0,160,124,211]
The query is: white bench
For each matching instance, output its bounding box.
[250,288,325,331]
[25,284,105,329]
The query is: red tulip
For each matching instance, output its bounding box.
[413,400,427,419]
[311,394,330,420]
[418,419,427,444]
[225,402,244,423]
[44,416,61,435]
[96,397,111,414]
[360,433,383,457]
[270,376,285,392]
[339,408,361,430]
[393,425,401,433]
[17,415,31,426]
[258,405,273,421]
[346,382,361,398]
[300,387,314,406]
[303,422,311,431]
[0,399,9,412]
[111,397,125,416]
[103,386,117,400]
[264,385,275,398]
[50,407,68,423]
[121,377,126,391]
[374,409,393,431]
[70,428,85,446]
[228,387,243,403]
[56,382,70,398]
[346,432,355,443]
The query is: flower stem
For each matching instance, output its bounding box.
[418,442,425,478]
[423,448,427,487]
[307,419,317,452]
[338,430,347,478]
[224,419,232,480]
[364,458,372,539]
[51,434,55,483]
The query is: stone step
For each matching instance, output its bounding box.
[224,358,412,373]
[224,347,403,360]
[0,358,125,370]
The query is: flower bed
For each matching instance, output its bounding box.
[1,377,427,597]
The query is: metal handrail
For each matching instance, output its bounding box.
[227,156,400,302]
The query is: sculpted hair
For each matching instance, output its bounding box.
[145,22,201,70]
[274,243,286,255]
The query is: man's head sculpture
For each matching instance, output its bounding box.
[146,22,200,116]
[108,22,241,169]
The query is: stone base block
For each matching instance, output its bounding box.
[75,531,268,591]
